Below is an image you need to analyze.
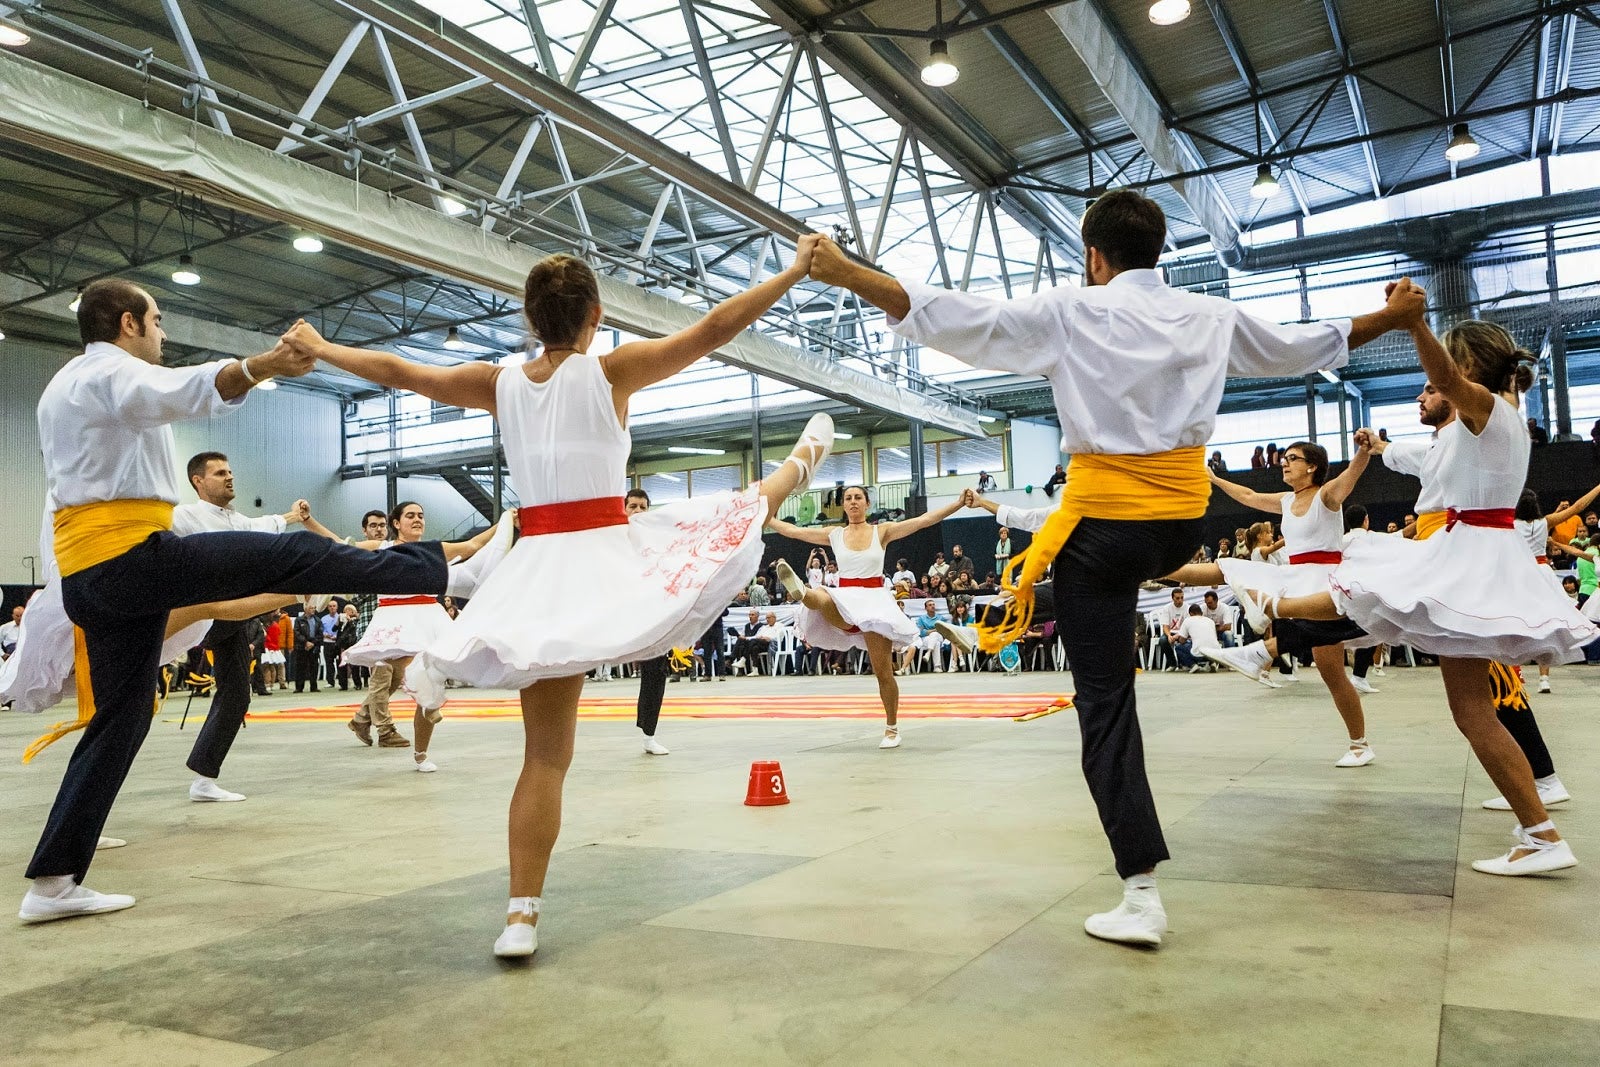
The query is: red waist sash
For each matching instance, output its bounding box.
[838,577,883,589]
[1288,550,1342,565]
[378,595,439,608]
[1536,554,1550,565]
[517,496,628,536]
[1444,507,1516,531]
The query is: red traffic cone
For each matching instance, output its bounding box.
[744,760,790,806]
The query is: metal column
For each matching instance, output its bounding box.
[1543,158,1574,439]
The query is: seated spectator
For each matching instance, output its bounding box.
[1265,442,1281,467]
[1385,521,1399,534]
[928,551,950,579]
[1528,417,1549,445]
[1043,463,1067,498]
[1173,604,1223,671]
[949,544,975,580]
[1208,451,1226,474]
[892,579,913,601]
[1378,428,1390,442]
[946,601,979,671]
[892,558,916,586]
[975,573,998,595]
[976,470,998,493]
[1250,446,1265,469]
[1232,527,1249,558]
[1189,544,1211,564]
[1152,588,1187,668]
[730,609,770,672]
[1216,537,1232,559]
[901,599,952,673]
[823,561,840,587]
[1199,591,1235,648]
[748,576,771,607]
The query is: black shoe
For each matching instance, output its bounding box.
[310,686,320,692]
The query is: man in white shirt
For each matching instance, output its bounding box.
[1173,604,1222,671]
[811,189,1409,947]
[172,450,341,804]
[0,605,21,660]
[1199,591,1235,648]
[891,559,916,587]
[20,279,450,925]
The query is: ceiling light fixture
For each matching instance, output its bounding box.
[171,254,201,286]
[0,326,6,341]
[293,234,323,253]
[1444,122,1480,162]
[0,24,28,47]
[1250,163,1280,200]
[668,445,727,456]
[1148,0,1191,25]
[657,472,682,483]
[888,447,909,457]
[68,287,83,313]
[254,376,279,391]
[920,0,957,87]
[976,414,997,424]
[440,196,471,217]
[833,432,853,440]
[443,326,467,350]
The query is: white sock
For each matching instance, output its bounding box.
[1124,873,1158,893]
[32,874,75,896]
[195,776,215,786]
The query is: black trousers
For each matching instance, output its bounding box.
[187,619,250,780]
[30,529,446,881]
[294,646,321,692]
[636,654,670,736]
[1051,517,1202,879]
[322,642,340,686]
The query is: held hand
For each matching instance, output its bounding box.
[290,499,312,523]
[281,319,327,358]
[808,236,855,287]
[788,232,821,277]
[258,340,316,379]
[1385,276,1427,329]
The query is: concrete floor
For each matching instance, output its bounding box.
[2,664,1598,1066]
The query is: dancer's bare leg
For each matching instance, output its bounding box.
[796,586,850,630]
[506,674,585,929]
[865,633,899,729]
[413,707,437,763]
[1164,563,1224,585]
[1265,592,1343,621]
[1440,657,1556,851]
[1312,644,1366,743]
[166,594,297,636]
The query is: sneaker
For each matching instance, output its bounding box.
[189,778,246,802]
[1201,643,1275,686]
[1482,778,1570,811]
[774,560,806,603]
[378,727,411,749]
[494,922,538,958]
[95,836,127,850]
[1470,828,1578,876]
[1083,895,1166,947]
[1335,744,1375,768]
[1350,675,1379,694]
[348,719,373,746]
[19,883,136,923]
[933,621,974,657]
[879,728,901,749]
[1538,677,1552,693]
[414,755,438,773]
[643,736,670,755]
[1187,663,1205,673]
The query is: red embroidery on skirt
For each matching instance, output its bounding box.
[639,491,761,598]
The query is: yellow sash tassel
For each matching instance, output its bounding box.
[26,499,175,761]
[977,447,1210,653]
[23,627,96,764]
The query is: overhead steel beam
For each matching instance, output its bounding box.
[577,29,792,92]
[678,0,744,186]
[272,19,370,153]
[1205,0,1311,216]
[1048,0,1242,263]
[158,0,232,135]
[0,49,983,436]
[1321,0,1382,198]
[562,0,618,88]
[1549,13,1577,152]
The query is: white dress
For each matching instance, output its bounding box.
[1219,491,1345,601]
[1516,517,1549,561]
[792,525,919,652]
[340,542,455,667]
[1329,398,1596,664]
[423,354,766,687]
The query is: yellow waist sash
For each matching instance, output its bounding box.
[53,499,174,576]
[25,500,175,762]
[1415,510,1446,541]
[977,447,1210,652]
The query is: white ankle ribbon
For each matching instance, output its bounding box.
[508,896,541,917]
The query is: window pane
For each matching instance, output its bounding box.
[641,472,688,503]
[938,435,1003,476]
[815,450,863,485]
[875,446,911,482]
[688,464,740,497]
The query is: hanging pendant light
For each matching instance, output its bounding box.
[921,39,958,87]
[1444,123,1480,162]
[1148,0,1191,25]
[1250,163,1280,200]
[171,254,201,286]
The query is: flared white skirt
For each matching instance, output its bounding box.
[792,585,920,652]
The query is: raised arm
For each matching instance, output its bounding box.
[602,235,818,399]
[1319,438,1373,509]
[1546,482,1600,527]
[283,321,500,412]
[1551,540,1597,560]
[1390,278,1496,431]
[880,496,967,546]
[764,517,833,545]
[440,522,498,562]
[1208,468,1284,513]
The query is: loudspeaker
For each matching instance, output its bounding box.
[906,493,927,518]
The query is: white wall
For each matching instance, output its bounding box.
[1008,417,1065,490]
[0,338,480,582]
